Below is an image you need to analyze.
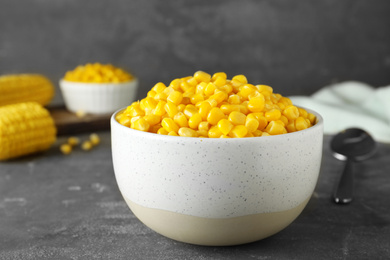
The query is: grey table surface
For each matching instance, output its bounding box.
[0,132,389,260]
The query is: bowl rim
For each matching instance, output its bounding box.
[111,106,323,143]
[59,77,138,86]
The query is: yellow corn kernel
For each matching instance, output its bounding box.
[60,144,72,155]
[261,132,271,137]
[143,114,161,126]
[220,135,230,138]
[178,127,199,137]
[219,83,233,93]
[81,140,93,151]
[173,112,188,127]
[238,84,256,99]
[177,104,186,112]
[207,107,225,125]
[89,133,100,146]
[194,71,211,83]
[209,90,228,104]
[308,113,316,125]
[198,121,210,131]
[161,118,179,133]
[295,117,309,131]
[265,121,285,135]
[204,82,217,96]
[279,97,293,106]
[228,94,241,104]
[157,127,169,135]
[279,115,289,126]
[232,75,248,84]
[119,115,131,127]
[245,117,259,133]
[154,101,166,116]
[265,109,281,122]
[229,125,248,138]
[189,113,202,129]
[165,102,179,118]
[199,101,212,120]
[208,125,223,138]
[213,76,227,87]
[190,93,204,105]
[247,91,262,100]
[256,84,273,93]
[276,102,286,110]
[283,105,300,121]
[217,119,234,135]
[132,118,150,132]
[253,130,263,137]
[167,90,183,105]
[168,131,178,136]
[67,136,80,146]
[197,129,208,137]
[220,104,240,115]
[247,95,265,112]
[154,92,168,101]
[228,111,246,126]
[298,107,308,118]
[169,78,182,90]
[183,104,198,118]
[180,81,194,93]
[211,72,227,81]
[152,82,166,93]
[149,124,161,133]
[187,76,198,86]
[147,90,156,98]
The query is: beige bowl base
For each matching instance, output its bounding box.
[123,196,310,246]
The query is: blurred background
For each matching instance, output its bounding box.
[1,0,389,105]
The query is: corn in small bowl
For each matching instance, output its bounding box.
[59,63,138,115]
[111,71,324,246]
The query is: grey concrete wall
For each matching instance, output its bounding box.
[1,0,390,105]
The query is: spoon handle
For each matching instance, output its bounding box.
[333,159,354,204]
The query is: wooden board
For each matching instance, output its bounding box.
[49,106,111,136]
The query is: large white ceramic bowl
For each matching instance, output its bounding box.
[59,79,138,115]
[111,108,323,246]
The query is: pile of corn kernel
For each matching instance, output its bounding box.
[116,71,316,138]
[64,63,134,83]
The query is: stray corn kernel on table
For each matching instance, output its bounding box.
[0,131,389,259]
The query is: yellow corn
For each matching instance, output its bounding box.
[218,119,234,136]
[0,102,57,160]
[64,63,133,83]
[229,125,248,138]
[178,127,198,137]
[228,111,246,126]
[116,71,316,138]
[0,74,54,106]
[207,107,225,125]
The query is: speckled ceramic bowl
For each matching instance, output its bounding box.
[59,79,138,115]
[111,108,323,246]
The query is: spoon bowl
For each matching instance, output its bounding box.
[331,128,376,204]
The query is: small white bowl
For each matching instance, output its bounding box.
[59,79,138,115]
[111,108,324,246]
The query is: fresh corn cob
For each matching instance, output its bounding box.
[0,74,55,106]
[0,102,57,160]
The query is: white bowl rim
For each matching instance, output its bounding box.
[110,106,323,143]
[59,78,138,86]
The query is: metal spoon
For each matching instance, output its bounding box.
[330,128,376,204]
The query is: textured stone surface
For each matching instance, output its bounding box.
[1,0,390,106]
[1,133,390,259]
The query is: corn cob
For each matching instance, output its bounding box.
[0,74,55,106]
[0,102,57,160]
